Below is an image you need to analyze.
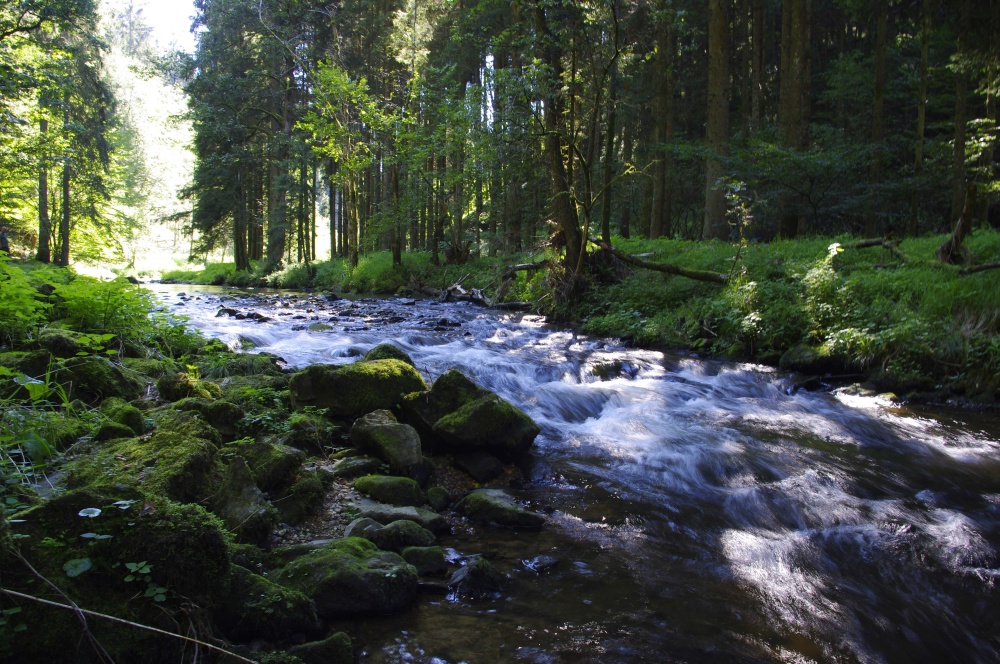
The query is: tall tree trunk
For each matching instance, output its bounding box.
[650,2,674,239]
[620,122,634,239]
[865,0,888,238]
[980,73,996,228]
[601,67,618,245]
[778,0,811,238]
[234,168,249,271]
[703,0,731,240]
[533,2,583,275]
[59,158,70,266]
[750,0,763,128]
[908,0,930,237]
[37,118,51,263]
[950,0,971,228]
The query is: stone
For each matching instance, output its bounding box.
[272,470,326,525]
[57,355,145,403]
[330,456,382,479]
[351,498,449,534]
[282,411,337,453]
[454,489,544,530]
[36,328,83,357]
[212,456,277,546]
[215,565,319,642]
[288,359,427,419]
[453,452,505,483]
[288,632,353,664]
[237,441,306,491]
[204,400,245,440]
[363,343,416,367]
[425,486,451,512]
[448,556,505,599]
[365,520,436,552]
[100,396,145,436]
[353,475,425,507]
[157,371,223,402]
[94,421,137,442]
[344,517,384,539]
[272,537,419,618]
[401,546,447,576]
[400,369,539,461]
[779,344,849,375]
[350,410,422,475]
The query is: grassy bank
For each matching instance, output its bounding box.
[163,232,1000,404]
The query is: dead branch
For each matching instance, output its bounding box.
[590,239,729,285]
[501,260,553,281]
[960,261,1000,275]
[843,238,909,262]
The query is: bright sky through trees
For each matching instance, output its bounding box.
[137,0,197,52]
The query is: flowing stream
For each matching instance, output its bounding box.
[153,285,1000,664]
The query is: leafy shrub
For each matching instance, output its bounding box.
[0,258,48,346]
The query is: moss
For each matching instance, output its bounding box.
[99,397,145,435]
[288,359,427,419]
[236,440,306,491]
[353,475,424,507]
[454,489,545,529]
[365,519,436,552]
[288,631,353,664]
[36,328,83,357]
[432,393,540,460]
[56,356,144,403]
[426,486,450,512]
[272,537,419,618]
[212,456,277,545]
[67,411,221,503]
[401,546,447,576]
[214,565,319,642]
[283,411,337,453]
[363,343,415,367]
[349,410,423,474]
[272,470,326,525]
[156,372,222,402]
[121,357,175,380]
[94,421,137,442]
[5,488,232,664]
[449,556,505,599]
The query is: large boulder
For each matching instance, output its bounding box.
[454,489,545,530]
[99,397,145,436]
[448,556,505,600]
[212,456,277,546]
[288,359,426,419]
[363,343,416,367]
[400,369,539,461]
[350,498,449,534]
[214,565,319,642]
[271,537,419,617]
[288,632,353,664]
[401,546,447,576]
[349,410,422,475]
[343,518,435,553]
[67,410,221,503]
[353,475,425,507]
[236,440,306,491]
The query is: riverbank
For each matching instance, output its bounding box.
[163,232,1000,406]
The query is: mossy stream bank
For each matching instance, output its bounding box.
[1,280,545,663]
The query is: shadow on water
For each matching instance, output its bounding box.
[153,285,1000,663]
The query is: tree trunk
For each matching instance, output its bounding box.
[650,2,674,239]
[533,2,583,275]
[908,0,930,237]
[234,168,249,271]
[59,158,70,266]
[778,0,811,238]
[750,0,763,128]
[703,0,730,240]
[950,0,970,228]
[37,118,50,263]
[865,0,888,238]
[600,66,618,245]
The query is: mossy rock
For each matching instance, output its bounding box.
[288,359,427,419]
[197,352,287,379]
[282,411,337,453]
[778,344,850,375]
[5,488,231,663]
[56,356,144,403]
[364,519,436,553]
[214,565,319,642]
[288,632,353,664]
[100,397,145,436]
[156,372,223,402]
[94,421,138,442]
[349,410,422,475]
[204,400,244,440]
[353,475,424,507]
[272,470,326,525]
[212,456,277,546]
[401,369,540,461]
[426,486,451,512]
[237,440,306,491]
[351,498,449,534]
[363,343,416,367]
[0,349,54,381]
[448,556,505,600]
[272,537,419,618]
[36,328,83,357]
[401,546,447,576]
[121,356,174,380]
[454,489,545,530]
[68,411,221,503]
[330,456,382,479]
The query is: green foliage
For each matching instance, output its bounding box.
[0,258,49,346]
[52,275,155,340]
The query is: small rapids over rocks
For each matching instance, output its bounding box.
[154,285,1000,664]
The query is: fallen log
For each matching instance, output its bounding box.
[843,238,908,262]
[590,239,729,285]
[960,261,1000,275]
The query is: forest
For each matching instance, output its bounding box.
[0,0,996,276]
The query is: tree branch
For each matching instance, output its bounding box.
[960,261,1000,275]
[590,239,729,284]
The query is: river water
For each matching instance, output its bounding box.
[152,285,1000,664]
